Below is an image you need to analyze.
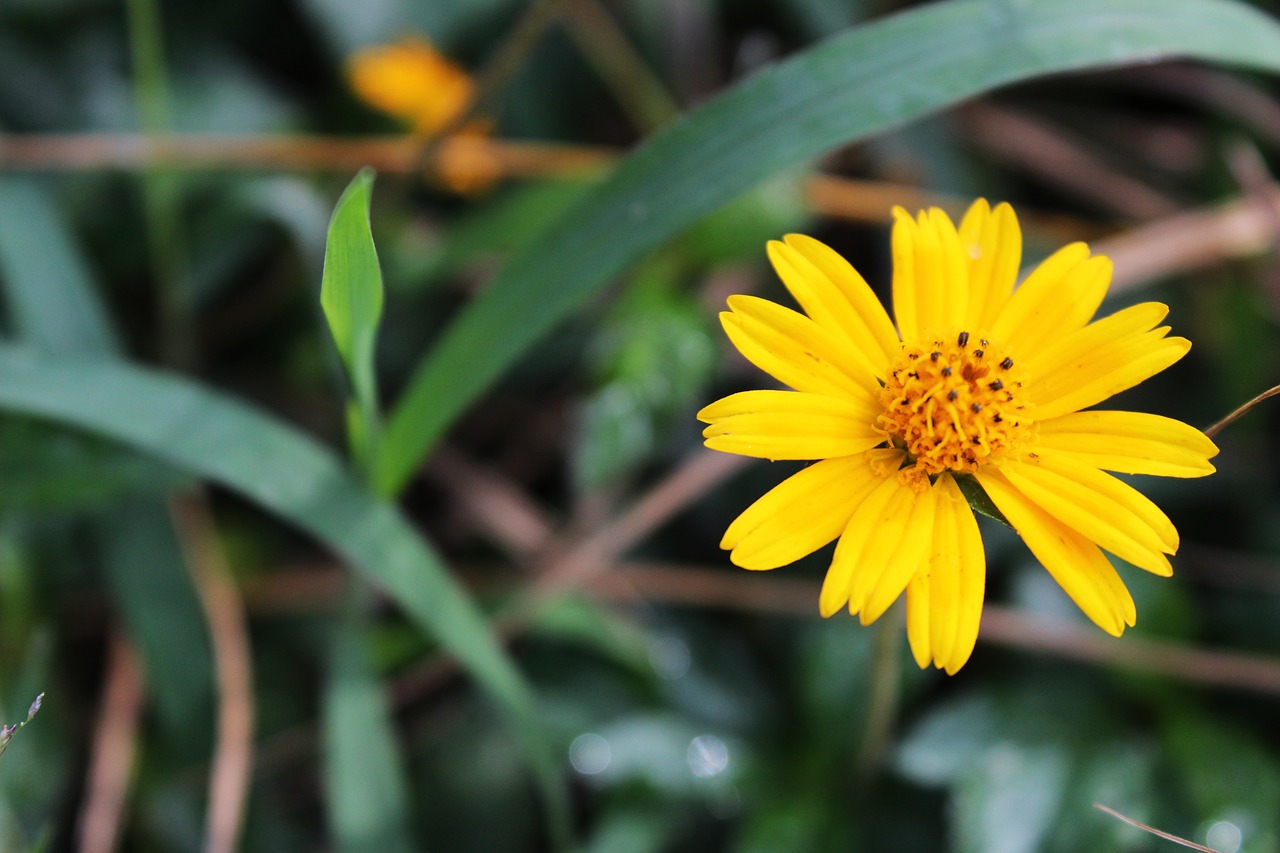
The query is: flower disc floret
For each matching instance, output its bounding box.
[880,330,1030,477]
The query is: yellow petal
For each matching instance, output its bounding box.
[958,199,1021,331]
[769,234,900,375]
[723,456,881,570]
[698,390,883,460]
[905,475,985,674]
[999,458,1175,576]
[818,473,900,617]
[934,474,986,673]
[721,296,879,404]
[860,483,938,624]
[976,469,1136,635]
[891,207,968,340]
[1037,410,1218,478]
[818,475,936,621]
[906,572,932,669]
[989,243,1110,354]
[1025,302,1189,421]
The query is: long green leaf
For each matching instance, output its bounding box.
[324,597,415,853]
[0,176,215,737]
[372,0,1280,495]
[0,178,118,356]
[0,346,568,845]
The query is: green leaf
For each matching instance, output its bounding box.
[0,176,215,745]
[98,499,215,737]
[324,599,416,853]
[0,177,119,357]
[321,168,384,464]
[372,0,1280,496]
[0,346,569,848]
[0,418,183,511]
[954,474,1012,529]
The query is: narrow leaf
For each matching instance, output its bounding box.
[372,0,1280,496]
[321,168,384,462]
[0,176,214,740]
[324,601,416,853]
[0,177,119,356]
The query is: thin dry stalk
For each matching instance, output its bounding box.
[596,564,1280,697]
[1093,803,1219,853]
[0,133,613,177]
[561,0,681,131]
[246,558,1280,699]
[534,450,749,594]
[426,446,556,562]
[1204,383,1280,440]
[1096,186,1280,294]
[77,633,144,853]
[964,104,1180,219]
[979,604,1280,695]
[170,496,254,853]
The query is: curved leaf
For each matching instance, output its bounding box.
[373,0,1280,495]
[0,346,567,845]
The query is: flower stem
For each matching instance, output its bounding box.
[124,0,193,370]
[855,602,903,786]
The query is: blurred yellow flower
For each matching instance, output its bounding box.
[346,36,499,193]
[347,36,474,135]
[698,200,1217,674]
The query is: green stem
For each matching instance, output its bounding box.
[855,603,903,786]
[562,0,681,131]
[124,0,193,370]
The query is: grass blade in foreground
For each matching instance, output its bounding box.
[324,603,415,853]
[373,0,1280,496]
[0,176,215,734]
[319,170,416,852]
[0,347,568,846]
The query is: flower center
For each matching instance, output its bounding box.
[878,330,1030,477]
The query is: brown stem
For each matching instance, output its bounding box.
[77,633,144,853]
[170,495,255,853]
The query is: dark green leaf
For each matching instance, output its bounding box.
[0,347,568,847]
[324,601,416,853]
[954,475,1012,528]
[372,0,1280,495]
[0,177,119,357]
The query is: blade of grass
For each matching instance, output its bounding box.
[372,0,1280,496]
[319,170,417,853]
[0,178,118,356]
[324,590,415,853]
[124,0,193,369]
[0,347,568,847]
[0,177,215,739]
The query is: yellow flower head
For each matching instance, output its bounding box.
[346,36,475,136]
[698,200,1218,674]
[346,37,502,194]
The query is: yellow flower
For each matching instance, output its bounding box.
[697,200,1218,674]
[346,37,500,194]
[346,37,475,135]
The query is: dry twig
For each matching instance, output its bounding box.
[170,496,255,853]
[77,634,143,853]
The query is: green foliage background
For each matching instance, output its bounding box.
[0,0,1279,850]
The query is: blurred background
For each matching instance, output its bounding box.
[1,0,1280,851]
